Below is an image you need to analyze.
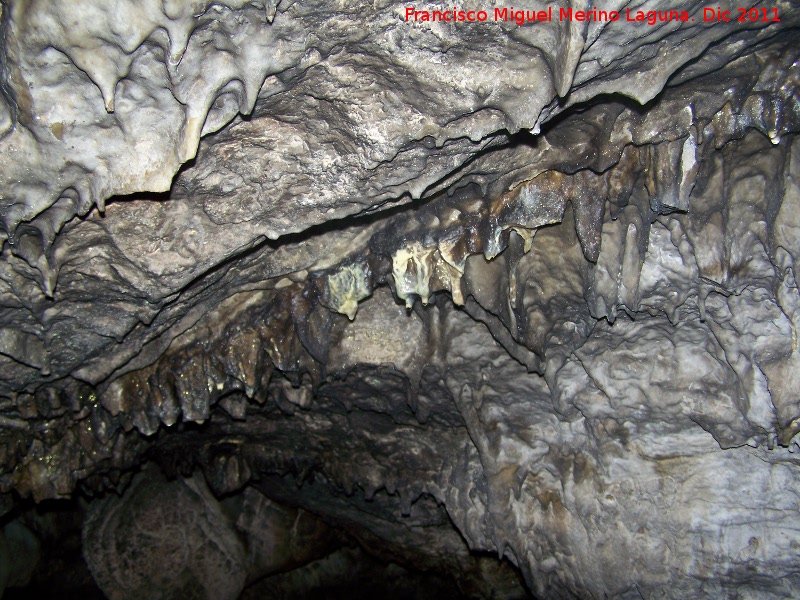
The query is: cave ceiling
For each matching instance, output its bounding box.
[1,0,800,598]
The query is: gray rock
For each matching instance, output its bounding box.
[1,1,800,597]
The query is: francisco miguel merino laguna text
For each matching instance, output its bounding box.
[404,6,782,26]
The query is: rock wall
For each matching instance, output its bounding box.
[1,1,799,597]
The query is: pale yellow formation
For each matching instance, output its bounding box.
[511,227,535,253]
[393,241,468,308]
[325,262,371,320]
[393,243,435,308]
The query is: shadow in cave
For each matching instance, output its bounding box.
[1,469,534,600]
[2,496,103,600]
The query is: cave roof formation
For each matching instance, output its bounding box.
[1,0,800,598]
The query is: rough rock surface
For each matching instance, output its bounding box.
[1,0,800,597]
[83,468,339,599]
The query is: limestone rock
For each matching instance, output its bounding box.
[1,1,800,598]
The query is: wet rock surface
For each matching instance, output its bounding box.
[1,0,800,597]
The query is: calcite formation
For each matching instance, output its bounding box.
[1,0,800,597]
